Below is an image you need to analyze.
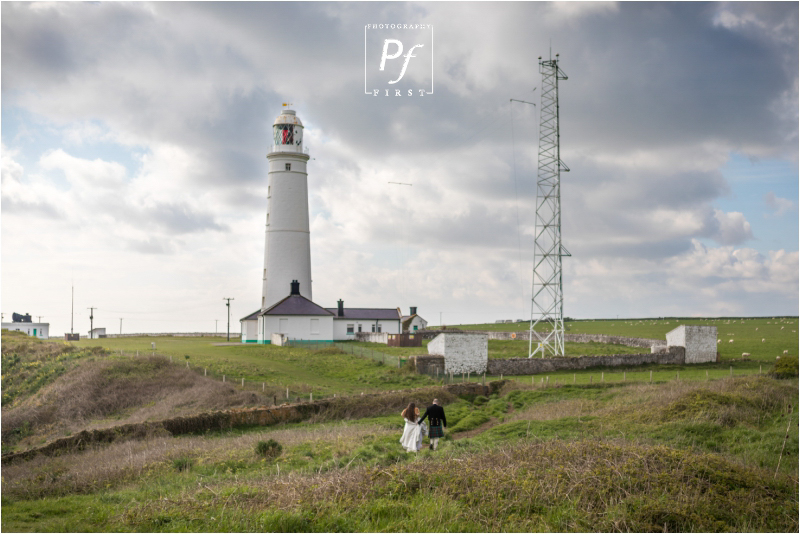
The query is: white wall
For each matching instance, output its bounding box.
[428,333,488,374]
[333,319,400,341]
[666,325,717,363]
[2,322,49,340]
[260,315,333,343]
[407,316,427,332]
[240,319,258,342]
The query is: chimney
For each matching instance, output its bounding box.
[337,299,344,317]
[290,280,300,296]
[410,306,417,316]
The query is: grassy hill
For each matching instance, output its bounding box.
[2,321,797,532]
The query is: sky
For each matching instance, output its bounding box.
[2,1,798,336]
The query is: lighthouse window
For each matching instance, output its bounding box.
[274,124,294,145]
[285,163,291,171]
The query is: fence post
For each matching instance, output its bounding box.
[759,365,762,375]
[286,386,289,399]
[730,366,733,377]
[649,371,652,383]
[170,355,172,363]
[310,392,313,402]
[573,373,576,384]
[242,378,244,388]
[263,382,265,392]
[601,372,604,383]
[273,395,277,406]
[223,375,225,383]
[590,375,593,384]
[676,372,679,382]
[204,368,207,376]
[483,372,486,385]
[706,370,709,381]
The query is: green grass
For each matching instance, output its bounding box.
[3,376,796,532]
[67,336,437,396]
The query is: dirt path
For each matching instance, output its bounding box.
[451,417,501,440]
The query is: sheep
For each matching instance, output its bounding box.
[742,353,751,358]
[756,327,759,331]
[781,326,784,330]
[729,339,734,343]
[783,350,789,355]
[762,338,766,342]
[717,339,721,344]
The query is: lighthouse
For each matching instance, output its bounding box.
[261,107,312,310]
[239,107,405,344]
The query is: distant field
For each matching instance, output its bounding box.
[456,317,799,363]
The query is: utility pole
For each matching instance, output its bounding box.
[120,318,123,335]
[88,307,95,339]
[37,316,43,323]
[215,319,219,334]
[71,284,74,335]
[223,298,234,342]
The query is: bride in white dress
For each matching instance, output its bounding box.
[399,402,425,452]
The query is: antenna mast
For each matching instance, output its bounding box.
[529,53,571,358]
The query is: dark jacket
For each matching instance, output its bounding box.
[418,403,446,427]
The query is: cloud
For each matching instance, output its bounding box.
[764,191,796,217]
[1,2,797,333]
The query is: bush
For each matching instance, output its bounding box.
[255,439,282,458]
[171,455,194,472]
[771,356,798,379]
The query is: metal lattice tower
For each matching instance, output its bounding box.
[529,54,570,358]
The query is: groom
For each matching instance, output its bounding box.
[417,398,447,450]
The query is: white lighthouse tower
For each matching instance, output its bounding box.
[261,107,312,310]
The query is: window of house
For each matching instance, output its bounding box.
[347,324,354,335]
[358,324,362,333]
[377,324,382,333]
[285,163,291,171]
[371,324,376,333]
[311,319,319,335]
[413,325,418,332]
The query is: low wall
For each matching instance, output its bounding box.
[487,347,685,375]
[411,355,445,376]
[476,330,666,349]
[354,332,388,344]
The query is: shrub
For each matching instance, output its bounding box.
[255,439,282,458]
[771,356,798,379]
[171,455,194,472]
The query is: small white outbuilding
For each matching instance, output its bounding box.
[428,333,488,374]
[665,325,718,363]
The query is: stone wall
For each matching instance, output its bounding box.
[428,333,488,374]
[487,346,685,375]
[411,354,445,376]
[480,330,666,350]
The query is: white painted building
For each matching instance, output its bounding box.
[328,300,401,341]
[428,333,488,374]
[401,306,427,333]
[258,283,335,343]
[2,314,49,340]
[666,325,718,363]
[89,327,107,339]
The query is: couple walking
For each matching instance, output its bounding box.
[399,399,447,452]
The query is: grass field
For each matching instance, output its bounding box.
[2,320,798,532]
[2,375,796,532]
